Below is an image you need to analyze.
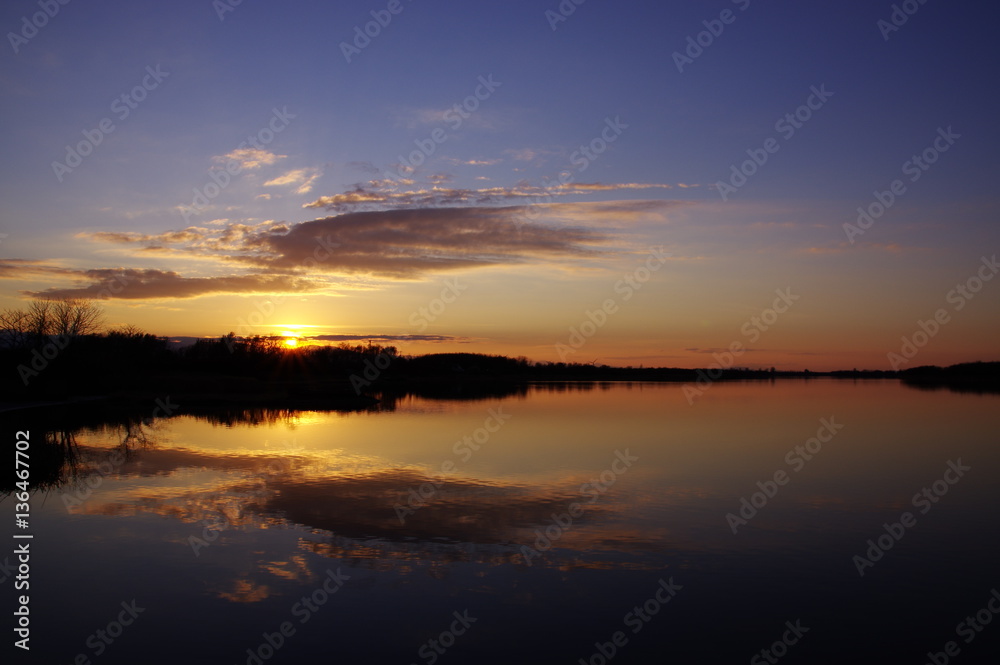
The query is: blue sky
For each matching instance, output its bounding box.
[1,0,998,369]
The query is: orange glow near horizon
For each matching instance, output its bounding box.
[281,326,303,348]
[4,248,997,372]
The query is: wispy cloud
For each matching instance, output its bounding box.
[347,161,380,174]
[7,266,325,300]
[3,206,616,299]
[502,147,560,164]
[244,207,609,278]
[306,333,468,343]
[427,173,453,185]
[395,107,501,131]
[303,177,682,213]
[78,221,291,255]
[264,167,323,194]
[444,157,502,167]
[213,148,286,170]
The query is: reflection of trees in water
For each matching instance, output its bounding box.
[0,408,159,494]
[302,536,526,573]
[53,424,153,490]
[184,407,305,428]
[530,381,619,393]
[366,380,658,410]
[182,405,386,426]
[901,382,1000,395]
[373,382,533,410]
[2,428,81,492]
[2,402,364,497]
[373,381,635,409]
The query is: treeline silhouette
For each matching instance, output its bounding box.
[0,328,398,401]
[2,299,997,404]
[898,361,1000,394]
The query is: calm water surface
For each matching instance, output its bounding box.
[5,380,999,664]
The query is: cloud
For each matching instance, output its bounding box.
[306,334,467,343]
[4,203,620,300]
[213,148,286,170]
[796,241,908,255]
[0,259,77,280]
[530,199,692,228]
[505,148,538,162]
[244,207,610,278]
[264,167,323,194]
[427,172,453,185]
[347,161,380,174]
[444,157,502,166]
[77,221,291,256]
[303,178,682,213]
[19,268,325,300]
[503,148,557,163]
[394,109,446,128]
[562,182,677,192]
[82,206,610,279]
[83,226,211,245]
[396,107,501,131]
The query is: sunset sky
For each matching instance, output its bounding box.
[1,0,997,370]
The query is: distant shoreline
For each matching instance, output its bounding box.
[3,345,997,409]
[2,361,997,414]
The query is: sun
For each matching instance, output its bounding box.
[280,329,301,348]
